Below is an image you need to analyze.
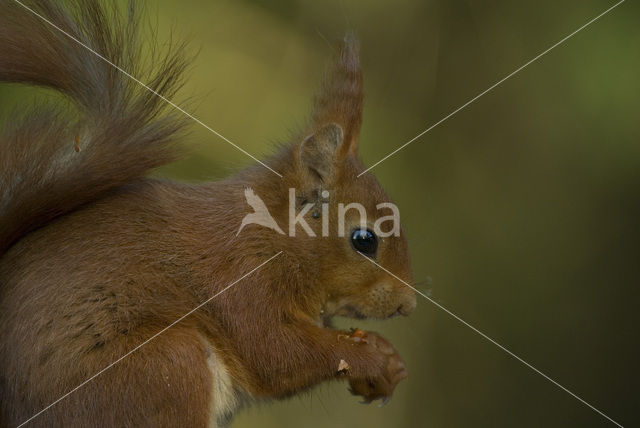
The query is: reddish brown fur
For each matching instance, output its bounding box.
[0,1,416,427]
[0,0,188,255]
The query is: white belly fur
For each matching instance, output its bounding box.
[200,336,239,428]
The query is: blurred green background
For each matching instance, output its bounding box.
[2,1,638,427]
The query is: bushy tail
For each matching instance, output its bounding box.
[0,0,190,255]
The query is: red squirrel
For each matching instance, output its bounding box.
[0,1,416,426]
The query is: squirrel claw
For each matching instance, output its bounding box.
[377,397,390,407]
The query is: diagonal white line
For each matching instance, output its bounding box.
[358,0,625,177]
[12,0,283,178]
[356,251,624,428]
[17,251,283,428]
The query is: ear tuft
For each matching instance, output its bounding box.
[311,33,362,156]
[298,123,344,183]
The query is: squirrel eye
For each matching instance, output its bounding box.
[351,228,378,256]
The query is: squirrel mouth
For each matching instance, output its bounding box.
[340,306,368,320]
[341,304,405,320]
[322,305,401,327]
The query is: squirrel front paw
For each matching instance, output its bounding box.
[343,330,408,404]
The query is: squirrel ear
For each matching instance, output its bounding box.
[310,33,362,157]
[298,123,344,183]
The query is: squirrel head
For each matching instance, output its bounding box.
[237,34,416,323]
[289,121,416,322]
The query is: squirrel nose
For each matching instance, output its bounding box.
[397,293,417,316]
